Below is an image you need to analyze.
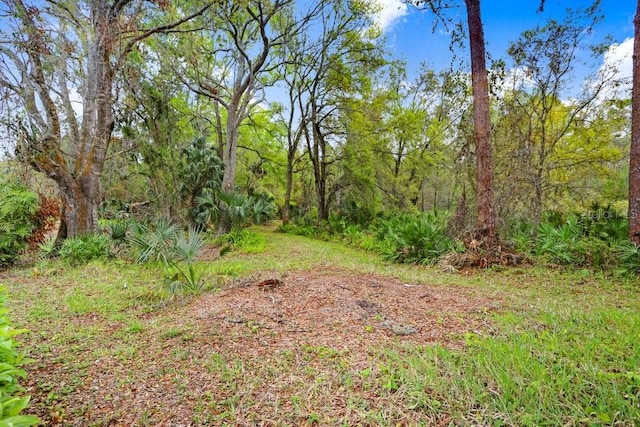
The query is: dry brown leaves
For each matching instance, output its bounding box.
[193,269,497,356]
[23,268,500,426]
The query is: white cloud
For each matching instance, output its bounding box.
[602,37,633,79]
[596,37,633,100]
[370,0,408,31]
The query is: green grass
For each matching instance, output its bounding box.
[369,307,640,425]
[2,225,640,425]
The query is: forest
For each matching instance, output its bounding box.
[0,0,639,425]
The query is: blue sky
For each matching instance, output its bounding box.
[372,0,635,92]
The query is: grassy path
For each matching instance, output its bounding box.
[2,226,640,425]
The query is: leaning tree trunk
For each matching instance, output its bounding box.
[5,0,210,239]
[465,0,498,246]
[629,0,640,244]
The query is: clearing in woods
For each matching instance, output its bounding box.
[2,226,639,426]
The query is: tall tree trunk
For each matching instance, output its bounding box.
[308,113,329,223]
[629,0,640,244]
[465,0,498,246]
[317,176,328,222]
[282,152,295,225]
[217,105,241,235]
[221,111,240,194]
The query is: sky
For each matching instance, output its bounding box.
[370,0,635,95]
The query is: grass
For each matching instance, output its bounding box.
[2,225,640,425]
[370,307,640,425]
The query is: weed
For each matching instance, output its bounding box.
[58,233,111,265]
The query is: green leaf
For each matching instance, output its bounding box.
[1,396,29,417]
[0,415,40,427]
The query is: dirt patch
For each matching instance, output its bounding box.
[175,270,500,372]
[190,268,498,357]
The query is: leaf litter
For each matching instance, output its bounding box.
[17,267,500,426]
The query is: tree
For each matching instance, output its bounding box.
[629,0,640,244]
[0,0,210,238]
[174,0,310,233]
[465,0,498,245]
[276,29,313,225]
[500,4,620,226]
[288,0,386,222]
[410,0,498,244]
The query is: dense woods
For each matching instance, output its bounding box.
[0,0,635,264]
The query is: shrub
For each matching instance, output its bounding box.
[102,219,130,255]
[178,137,223,227]
[216,228,266,253]
[0,287,39,426]
[195,191,275,231]
[374,212,461,264]
[573,237,615,269]
[277,223,314,237]
[0,179,39,268]
[532,217,617,268]
[129,219,181,266]
[165,227,209,295]
[129,221,210,297]
[535,219,581,264]
[337,199,375,226]
[580,203,628,243]
[58,233,111,265]
[615,241,640,275]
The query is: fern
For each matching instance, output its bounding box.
[0,179,38,268]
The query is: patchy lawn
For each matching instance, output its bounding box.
[2,227,640,426]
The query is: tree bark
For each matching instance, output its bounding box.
[4,0,210,239]
[217,105,241,235]
[282,145,298,225]
[309,107,330,223]
[629,0,640,244]
[465,0,498,246]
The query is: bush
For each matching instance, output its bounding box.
[0,287,39,426]
[533,217,616,268]
[0,179,39,268]
[58,233,111,265]
[580,203,628,243]
[194,188,275,231]
[573,237,615,269]
[277,218,326,240]
[216,228,266,253]
[535,219,582,264]
[129,221,210,297]
[374,212,461,264]
[615,241,640,275]
[129,220,181,266]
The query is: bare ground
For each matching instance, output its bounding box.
[19,267,501,426]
